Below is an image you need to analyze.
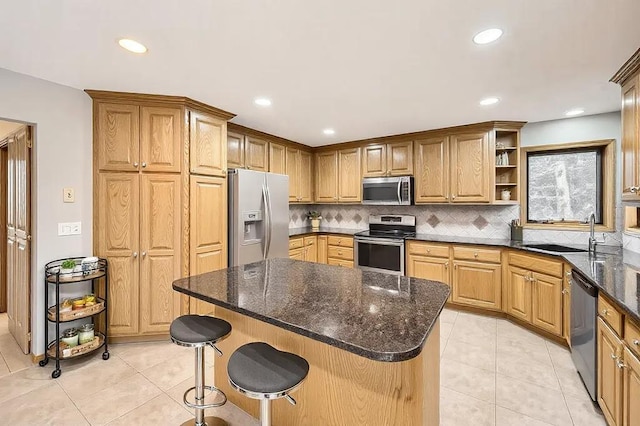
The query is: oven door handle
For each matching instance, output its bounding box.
[355,237,404,246]
[397,180,402,204]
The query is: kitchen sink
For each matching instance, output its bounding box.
[522,243,587,253]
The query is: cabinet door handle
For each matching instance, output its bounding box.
[445,195,449,200]
[617,360,627,369]
[142,251,146,257]
[133,252,138,258]
[602,309,610,316]
[473,252,478,258]
[633,339,639,346]
[133,162,139,168]
[611,353,618,360]
[453,263,458,269]
[451,194,456,200]
[426,248,431,253]
[141,162,147,168]
[630,186,639,193]
[562,289,569,295]
[444,261,449,269]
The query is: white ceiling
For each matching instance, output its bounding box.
[1,0,638,146]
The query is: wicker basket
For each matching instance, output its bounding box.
[47,334,103,359]
[48,299,105,321]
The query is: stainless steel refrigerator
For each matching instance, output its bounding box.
[228,169,289,266]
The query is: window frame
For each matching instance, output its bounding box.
[520,139,615,231]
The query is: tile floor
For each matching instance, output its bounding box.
[0,309,606,425]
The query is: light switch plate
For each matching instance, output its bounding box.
[58,222,81,236]
[63,188,75,203]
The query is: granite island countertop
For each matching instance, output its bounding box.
[173,258,450,362]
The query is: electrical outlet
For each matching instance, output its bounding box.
[63,188,75,203]
[58,222,81,236]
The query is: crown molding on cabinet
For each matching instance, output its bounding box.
[610,47,640,85]
[227,122,311,151]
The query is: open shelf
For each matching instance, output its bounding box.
[494,130,520,204]
[47,332,106,360]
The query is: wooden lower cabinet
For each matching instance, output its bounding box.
[623,346,640,426]
[317,235,328,264]
[327,235,354,267]
[598,318,623,426]
[289,247,305,261]
[451,260,501,310]
[406,255,450,294]
[303,236,317,262]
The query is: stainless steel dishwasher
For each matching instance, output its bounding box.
[570,269,598,401]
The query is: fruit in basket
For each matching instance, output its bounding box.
[72,299,85,310]
[85,301,96,307]
[60,299,73,312]
[84,294,96,303]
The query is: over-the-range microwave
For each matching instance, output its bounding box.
[362,176,413,205]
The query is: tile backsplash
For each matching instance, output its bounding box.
[289,204,623,246]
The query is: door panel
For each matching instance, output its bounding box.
[452,260,501,310]
[450,132,490,202]
[97,103,140,171]
[532,272,563,336]
[245,137,268,171]
[304,236,317,262]
[623,347,640,426]
[139,174,181,334]
[315,151,338,203]
[97,173,140,335]
[407,255,450,301]
[140,106,182,173]
[362,144,386,177]
[598,318,622,426]
[299,150,313,203]
[415,137,449,202]
[190,112,226,177]
[269,143,286,174]
[227,131,245,169]
[286,148,299,202]
[338,148,361,202]
[621,76,639,201]
[0,147,6,313]
[506,266,532,322]
[388,141,413,176]
[317,236,328,264]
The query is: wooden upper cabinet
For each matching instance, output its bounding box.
[140,106,182,173]
[245,137,268,171]
[450,132,490,203]
[97,103,140,171]
[362,144,386,177]
[362,141,413,177]
[286,147,300,202]
[621,74,640,201]
[415,137,449,203]
[190,111,227,177]
[299,150,313,203]
[269,143,286,174]
[338,148,361,202]
[227,131,245,170]
[315,151,339,203]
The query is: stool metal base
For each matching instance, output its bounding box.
[183,385,227,409]
[179,416,228,426]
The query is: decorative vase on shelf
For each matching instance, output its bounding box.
[501,189,512,201]
[308,211,322,230]
[311,218,320,229]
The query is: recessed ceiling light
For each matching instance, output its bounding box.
[473,28,503,45]
[254,98,272,107]
[565,108,585,116]
[323,128,335,136]
[118,38,147,54]
[479,97,500,106]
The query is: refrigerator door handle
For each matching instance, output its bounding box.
[262,184,269,260]
[265,185,273,258]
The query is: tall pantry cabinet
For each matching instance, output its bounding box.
[88,91,235,340]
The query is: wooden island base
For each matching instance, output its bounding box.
[211,306,440,426]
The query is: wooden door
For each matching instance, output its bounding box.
[623,346,640,426]
[140,106,182,173]
[269,143,286,174]
[96,103,140,172]
[407,255,451,300]
[450,132,490,203]
[189,175,226,315]
[6,135,15,336]
[190,111,227,177]
[286,148,300,202]
[315,151,338,203]
[0,146,6,313]
[531,272,563,336]
[299,151,313,203]
[338,148,361,202]
[317,235,328,264]
[245,137,268,171]
[139,174,182,334]
[97,173,140,336]
[227,131,245,169]
[452,260,501,310]
[598,318,623,426]
[289,248,304,260]
[506,265,532,322]
[362,144,386,177]
[621,75,640,201]
[414,137,449,203]
[304,236,317,262]
[387,141,413,176]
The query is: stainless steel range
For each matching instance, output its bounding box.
[354,215,416,276]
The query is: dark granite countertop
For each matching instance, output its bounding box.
[173,258,450,362]
[289,226,362,237]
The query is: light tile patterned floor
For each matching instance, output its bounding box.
[0,309,606,425]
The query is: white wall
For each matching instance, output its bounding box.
[520,111,623,246]
[0,68,92,355]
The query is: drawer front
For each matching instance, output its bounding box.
[289,237,304,249]
[453,246,501,263]
[327,235,354,248]
[407,241,450,258]
[508,251,563,278]
[598,294,623,336]
[625,318,640,357]
[328,246,354,261]
[327,258,354,268]
[304,236,316,246]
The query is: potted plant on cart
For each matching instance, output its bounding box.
[307,211,322,230]
[59,259,76,277]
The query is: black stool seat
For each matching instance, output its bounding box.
[170,315,231,345]
[228,342,309,394]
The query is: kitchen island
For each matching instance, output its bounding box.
[173,258,449,426]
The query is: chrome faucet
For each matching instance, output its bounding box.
[588,212,605,254]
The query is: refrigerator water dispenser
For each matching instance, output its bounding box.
[242,210,263,245]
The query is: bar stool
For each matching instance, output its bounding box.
[170,315,232,426]
[227,342,309,426]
